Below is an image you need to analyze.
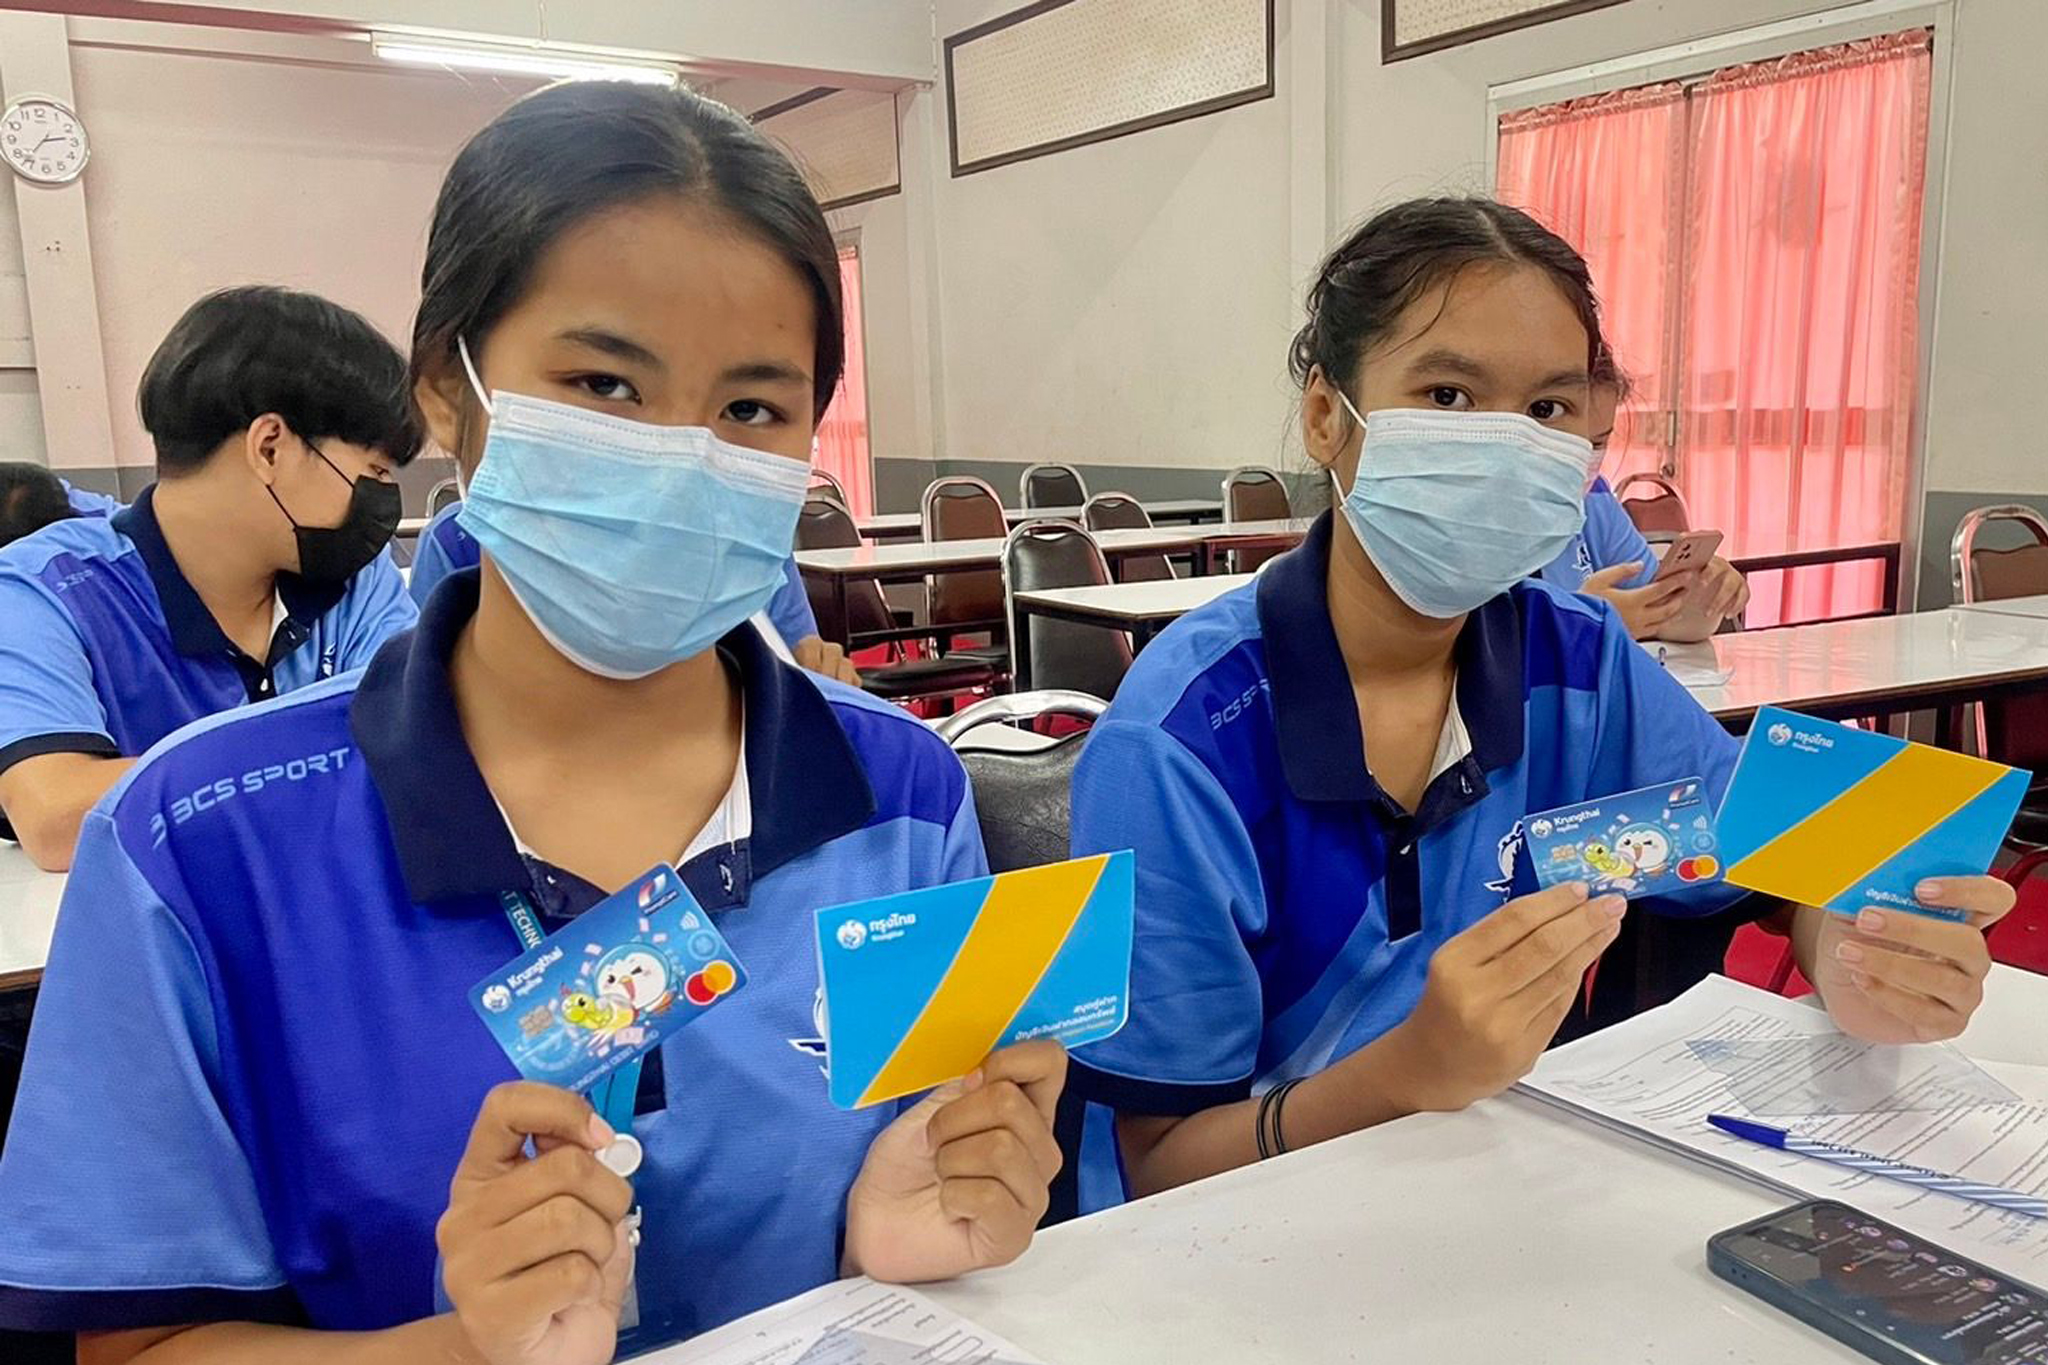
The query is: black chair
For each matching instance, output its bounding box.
[1222,466,1293,572]
[1019,463,1087,510]
[937,689,1107,874]
[426,477,461,516]
[1083,492,1174,584]
[938,689,1107,1226]
[1001,520,1132,698]
[808,468,848,505]
[794,496,996,704]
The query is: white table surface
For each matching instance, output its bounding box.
[1958,594,2048,622]
[923,966,2048,1364]
[1014,585,2048,723]
[1686,607,2048,720]
[797,520,1311,576]
[1017,573,1253,622]
[0,843,64,991]
[857,499,1223,538]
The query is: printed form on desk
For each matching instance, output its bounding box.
[1520,973,2048,1284]
[634,1280,1046,1365]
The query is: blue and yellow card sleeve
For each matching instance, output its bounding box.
[814,851,1135,1110]
[1718,708,2028,918]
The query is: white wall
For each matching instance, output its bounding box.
[129,0,936,85]
[70,28,535,473]
[922,0,1300,480]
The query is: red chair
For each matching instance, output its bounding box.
[1991,848,2048,976]
[1222,467,1292,572]
[1614,472,1692,537]
[1952,504,2048,848]
[921,476,1010,678]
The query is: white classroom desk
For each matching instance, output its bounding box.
[0,843,63,992]
[1959,594,2048,622]
[1014,583,2048,731]
[857,498,1224,542]
[923,965,2047,1364]
[1685,607,2048,730]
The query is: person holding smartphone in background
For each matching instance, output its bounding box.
[1538,352,1750,641]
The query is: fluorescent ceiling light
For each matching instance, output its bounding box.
[374,40,678,86]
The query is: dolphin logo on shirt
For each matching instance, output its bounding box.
[787,988,830,1074]
[1486,821,1524,899]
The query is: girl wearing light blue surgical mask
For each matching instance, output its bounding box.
[21,83,1067,1365]
[1061,198,2014,1211]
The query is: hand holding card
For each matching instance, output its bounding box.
[1718,709,2027,919]
[469,865,747,1096]
[815,852,1135,1110]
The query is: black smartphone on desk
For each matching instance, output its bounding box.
[1709,1199,2048,1364]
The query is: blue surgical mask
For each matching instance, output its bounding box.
[454,339,808,679]
[1330,397,1596,618]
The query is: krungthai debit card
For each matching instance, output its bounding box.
[470,864,747,1093]
[1525,778,1725,899]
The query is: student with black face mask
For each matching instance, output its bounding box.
[0,285,420,870]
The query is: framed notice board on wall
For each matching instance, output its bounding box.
[1383,0,1629,62]
[945,0,1274,177]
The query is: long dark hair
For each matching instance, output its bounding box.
[1290,197,1603,400]
[411,81,843,423]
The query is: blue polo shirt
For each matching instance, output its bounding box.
[61,480,122,517]
[0,569,985,1346]
[408,501,821,647]
[0,484,415,780]
[1068,513,1756,1127]
[1538,477,1659,593]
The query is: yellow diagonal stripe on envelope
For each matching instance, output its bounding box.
[857,854,1108,1107]
[1727,745,2005,908]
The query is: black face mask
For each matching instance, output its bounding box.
[269,446,402,585]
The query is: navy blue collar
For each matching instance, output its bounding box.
[113,483,343,662]
[350,569,876,908]
[1256,511,1526,819]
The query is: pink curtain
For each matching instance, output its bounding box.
[1499,83,1686,474]
[814,247,876,518]
[1499,31,1932,626]
[1680,32,1930,625]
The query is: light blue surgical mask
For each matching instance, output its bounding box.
[1330,396,1596,618]
[454,338,809,679]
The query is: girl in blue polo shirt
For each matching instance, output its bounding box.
[1538,353,1750,640]
[1067,197,2012,1202]
[0,83,1063,1361]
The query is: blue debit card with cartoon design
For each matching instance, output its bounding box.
[1524,778,1725,900]
[469,864,747,1095]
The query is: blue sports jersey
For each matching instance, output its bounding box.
[1068,513,1754,1131]
[0,569,985,1346]
[0,484,416,777]
[405,501,476,608]
[1539,477,1659,593]
[409,501,821,646]
[61,480,122,517]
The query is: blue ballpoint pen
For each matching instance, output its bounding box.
[1707,1114,2048,1219]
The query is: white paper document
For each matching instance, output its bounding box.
[1520,974,2048,1284]
[633,1279,1047,1365]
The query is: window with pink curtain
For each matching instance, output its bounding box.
[814,246,876,518]
[1499,30,1933,626]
